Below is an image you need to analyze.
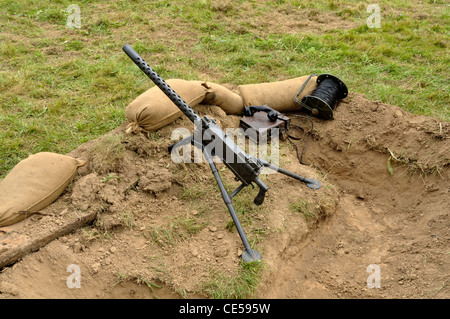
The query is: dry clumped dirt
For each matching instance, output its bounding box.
[0,91,448,299]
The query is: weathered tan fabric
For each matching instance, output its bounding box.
[125,79,209,132]
[0,152,86,226]
[238,75,318,111]
[202,82,244,115]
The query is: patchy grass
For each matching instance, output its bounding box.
[87,133,126,174]
[202,260,264,299]
[289,199,317,222]
[1,0,448,177]
[113,271,162,295]
[147,214,207,248]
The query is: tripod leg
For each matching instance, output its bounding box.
[202,149,262,263]
[167,134,194,153]
[260,159,321,190]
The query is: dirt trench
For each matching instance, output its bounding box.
[257,93,449,298]
[0,92,448,299]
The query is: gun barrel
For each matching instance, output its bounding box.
[122,44,201,123]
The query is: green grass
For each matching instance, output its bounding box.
[147,214,207,247]
[88,133,126,174]
[202,260,264,299]
[289,199,317,222]
[1,0,448,177]
[180,184,209,200]
[113,271,162,295]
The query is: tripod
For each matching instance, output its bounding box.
[123,44,321,262]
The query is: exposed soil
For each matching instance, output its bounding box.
[0,91,448,299]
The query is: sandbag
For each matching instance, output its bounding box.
[202,82,244,115]
[0,152,86,227]
[238,75,318,111]
[125,79,209,132]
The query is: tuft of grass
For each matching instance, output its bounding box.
[181,215,207,235]
[202,260,264,299]
[147,214,207,247]
[148,223,180,247]
[113,271,162,295]
[80,224,112,243]
[120,211,136,230]
[386,147,447,177]
[134,275,163,293]
[180,185,208,200]
[88,133,126,174]
[289,199,318,222]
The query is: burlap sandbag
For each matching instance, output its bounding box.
[238,75,318,111]
[202,82,244,115]
[0,152,86,227]
[125,79,210,132]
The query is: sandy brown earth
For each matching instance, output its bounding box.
[0,90,448,299]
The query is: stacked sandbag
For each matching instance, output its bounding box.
[124,76,317,132]
[125,79,210,133]
[238,75,318,111]
[202,82,244,115]
[0,152,86,227]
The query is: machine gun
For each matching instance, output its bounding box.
[122,44,321,262]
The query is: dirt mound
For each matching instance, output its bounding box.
[0,93,448,299]
[258,93,449,298]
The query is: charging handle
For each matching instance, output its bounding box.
[244,105,278,122]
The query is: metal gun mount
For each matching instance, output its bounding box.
[122,44,321,262]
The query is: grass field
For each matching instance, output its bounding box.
[1,0,448,177]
